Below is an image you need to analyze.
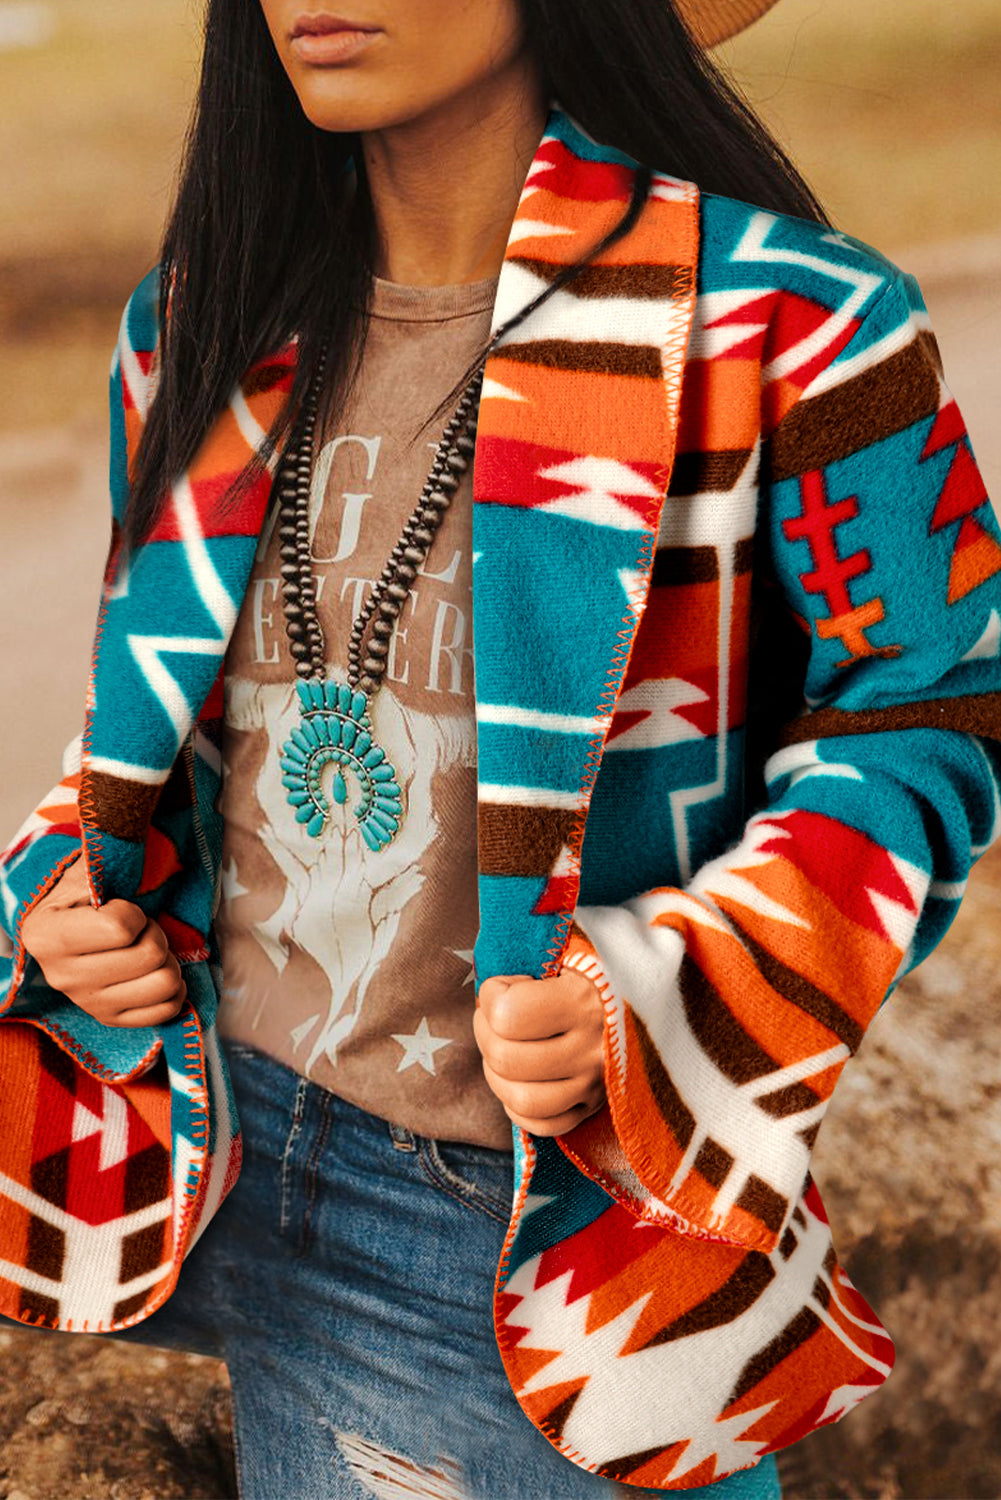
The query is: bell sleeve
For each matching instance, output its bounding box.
[557,265,1001,1254]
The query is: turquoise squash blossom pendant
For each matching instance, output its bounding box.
[273,350,481,855]
[280,679,403,850]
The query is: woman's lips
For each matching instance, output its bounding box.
[290,14,382,64]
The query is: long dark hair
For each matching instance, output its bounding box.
[124,0,829,551]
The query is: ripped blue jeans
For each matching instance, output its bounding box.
[113,1039,782,1500]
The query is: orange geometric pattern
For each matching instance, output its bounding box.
[948,515,1001,604]
[922,404,998,605]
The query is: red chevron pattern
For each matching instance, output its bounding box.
[474,436,666,529]
[920,401,1000,604]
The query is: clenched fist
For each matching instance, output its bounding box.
[473,968,607,1136]
[19,855,188,1028]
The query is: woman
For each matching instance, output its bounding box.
[2,0,1000,1496]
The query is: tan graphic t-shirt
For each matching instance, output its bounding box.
[215,272,515,1150]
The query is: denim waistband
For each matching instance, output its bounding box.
[221,1034,516,1160]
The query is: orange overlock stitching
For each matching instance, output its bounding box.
[9,1017,161,1086]
[79,306,163,908]
[581,945,776,1253]
[541,181,701,982]
[548,179,777,1256]
[96,1006,214,1334]
[558,942,736,1247]
[498,173,732,1483]
[78,488,125,908]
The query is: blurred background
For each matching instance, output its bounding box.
[0,0,999,1495]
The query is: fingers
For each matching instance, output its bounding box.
[480,1058,604,1133]
[20,857,88,956]
[504,1102,604,1137]
[492,1086,603,1128]
[42,918,170,993]
[60,899,150,956]
[17,850,190,1030]
[22,886,188,1028]
[108,993,189,1030]
[473,1009,600,1086]
[86,950,188,1029]
[477,971,600,1040]
[473,970,608,1133]
[32,854,90,909]
[23,887,149,967]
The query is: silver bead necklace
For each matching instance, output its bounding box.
[277,353,485,852]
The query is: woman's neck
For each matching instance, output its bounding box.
[360,65,548,287]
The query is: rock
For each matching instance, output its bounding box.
[0,1334,236,1499]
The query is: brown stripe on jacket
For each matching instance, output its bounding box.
[777,692,1001,748]
[769,338,940,481]
[630,1007,697,1151]
[728,1306,824,1407]
[724,913,865,1054]
[497,339,662,379]
[477,802,577,877]
[653,546,721,586]
[120,1220,169,1282]
[678,952,779,1085]
[83,770,164,843]
[124,1139,172,1215]
[735,1175,790,1236]
[506,257,694,301]
[597,1445,681,1484]
[25,1215,65,1282]
[668,448,754,497]
[693,1136,735,1188]
[19,1288,61,1328]
[756,1080,824,1119]
[640,1250,775,1348]
[918,327,944,376]
[539,1388,584,1443]
[652,538,755,587]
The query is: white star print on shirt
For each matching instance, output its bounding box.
[221,856,249,903]
[447,948,476,986]
[391,1017,452,1076]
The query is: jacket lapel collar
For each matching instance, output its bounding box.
[471,107,699,986]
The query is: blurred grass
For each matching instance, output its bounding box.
[0,0,998,431]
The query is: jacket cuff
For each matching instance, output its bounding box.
[556,918,786,1253]
[553,924,733,1242]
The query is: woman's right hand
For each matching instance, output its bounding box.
[19,856,188,1028]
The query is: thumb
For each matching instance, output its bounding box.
[475,973,534,1006]
[42,854,93,910]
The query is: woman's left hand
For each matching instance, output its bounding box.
[473,969,607,1136]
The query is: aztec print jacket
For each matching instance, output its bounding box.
[2,105,1001,1491]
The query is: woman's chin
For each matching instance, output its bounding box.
[289,84,423,138]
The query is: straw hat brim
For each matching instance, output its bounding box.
[677,0,782,47]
